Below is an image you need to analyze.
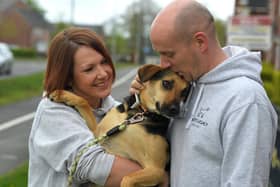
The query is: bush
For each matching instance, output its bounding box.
[11,48,37,58]
[262,62,280,106]
[262,62,274,82]
[264,81,273,99]
[272,71,280,105]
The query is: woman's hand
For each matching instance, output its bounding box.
[129,75,145,95]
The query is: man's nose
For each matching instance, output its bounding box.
[160,57,171,68]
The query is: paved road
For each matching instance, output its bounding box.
[0,66,138,175]
[0,59,46,80]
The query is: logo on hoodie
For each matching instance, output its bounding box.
[191,107,209,128]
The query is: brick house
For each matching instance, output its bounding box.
[0,0,53,54]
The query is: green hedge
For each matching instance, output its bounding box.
[264,82,273,99]
[11,48,37,58]
[262,62,280,106]
[261,62,274,82]
[272,71,280,105]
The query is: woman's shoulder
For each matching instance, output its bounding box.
[36,97,80,116]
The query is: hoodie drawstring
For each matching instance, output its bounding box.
[185,83,205,129]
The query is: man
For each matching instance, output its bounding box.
[131,0,278,186]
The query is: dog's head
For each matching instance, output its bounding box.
[137,64,191,117]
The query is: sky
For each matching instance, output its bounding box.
[36,0,235,25]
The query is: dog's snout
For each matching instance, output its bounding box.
[169,104,180,116]
[157,102,180,117]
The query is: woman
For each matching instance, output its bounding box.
[28,27,141,187]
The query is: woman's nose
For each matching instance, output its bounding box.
[96,65,107,78]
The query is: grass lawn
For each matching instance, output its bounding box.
[0,72,44,106]
[0,162,28,187]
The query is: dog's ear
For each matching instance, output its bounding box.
[138,64,163,82]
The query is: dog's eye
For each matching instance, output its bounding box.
[162,80,173,90]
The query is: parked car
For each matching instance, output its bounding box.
[0,42,13,75]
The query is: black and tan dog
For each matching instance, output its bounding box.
[50,64,190,187]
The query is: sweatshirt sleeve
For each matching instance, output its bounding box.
[221,103,277,187]
[32,102,114,185]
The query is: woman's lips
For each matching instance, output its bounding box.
[93,78,111,88]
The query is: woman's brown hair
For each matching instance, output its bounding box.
[43,27,116,97]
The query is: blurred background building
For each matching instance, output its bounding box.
[0,0,53,55]
[228,0,280,70]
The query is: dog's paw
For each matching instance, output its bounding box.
[120,176,133,187]
[49,90,61,102]
[50,90,88,107]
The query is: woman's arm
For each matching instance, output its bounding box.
[104,156,141,187]
[105,156,169,187]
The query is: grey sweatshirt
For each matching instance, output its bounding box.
[28,95,119,187]
[169,46,278,187]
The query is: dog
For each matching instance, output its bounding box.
[50,64,191,187]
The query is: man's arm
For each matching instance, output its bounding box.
[221,103,276,186]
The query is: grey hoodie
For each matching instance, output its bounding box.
[28,95,119,187]
[169,46,278,187]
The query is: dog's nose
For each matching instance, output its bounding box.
[169,104,180,116]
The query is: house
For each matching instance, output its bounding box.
[0,0,53,54]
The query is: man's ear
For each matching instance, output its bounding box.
[193,32,208,52]
[138,64,163,82]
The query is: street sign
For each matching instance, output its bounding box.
[227,15,272,50]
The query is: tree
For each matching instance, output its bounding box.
[215,19,226,47]
[26,0,45,16]
[120,0,160,64]
[51,22,71,38]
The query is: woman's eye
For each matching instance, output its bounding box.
[83,67,93,72]
[162,80,173,90]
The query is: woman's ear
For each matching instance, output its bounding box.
[193,32,208,52]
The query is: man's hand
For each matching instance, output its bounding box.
[129,75,145,95]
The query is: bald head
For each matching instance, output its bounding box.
[150,0,226,80]
[151,0,216,42]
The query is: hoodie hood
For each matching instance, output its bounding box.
[181,46,263,125]
[199,45,263,85]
